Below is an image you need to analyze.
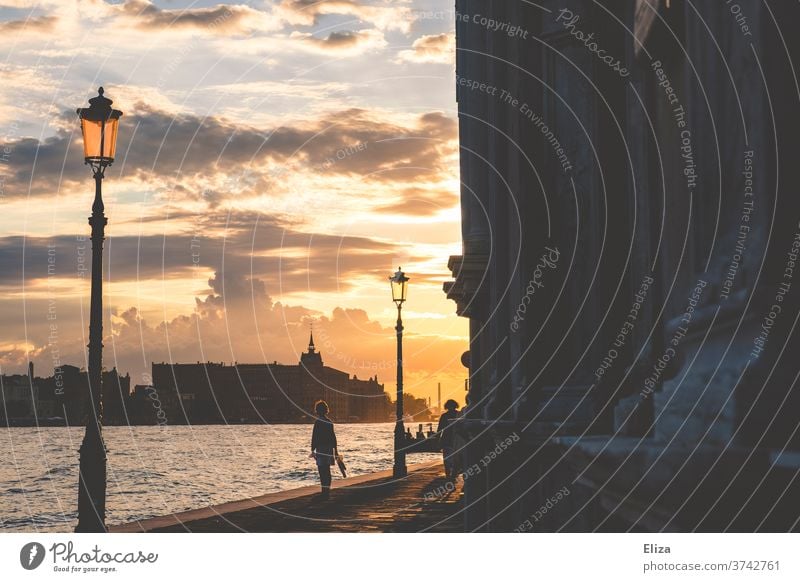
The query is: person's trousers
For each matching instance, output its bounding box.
[317,458,332,487]
[442,446,454,476]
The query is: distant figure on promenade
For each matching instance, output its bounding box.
[310,400,338,498]
[437,399,460,479]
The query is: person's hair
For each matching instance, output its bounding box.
[444,399,459,411]
[314,400,329,416]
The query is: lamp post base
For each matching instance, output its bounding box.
[393,420,407,478]
[75,429,107,533]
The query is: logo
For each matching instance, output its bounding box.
[20,542,46,570]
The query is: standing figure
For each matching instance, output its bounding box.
[310,400,338,498]
[437,399,460,479]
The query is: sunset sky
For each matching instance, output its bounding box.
[0,0,467,406]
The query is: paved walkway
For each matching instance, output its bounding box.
[111,461,463,533]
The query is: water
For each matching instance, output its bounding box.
[0,424,436,532]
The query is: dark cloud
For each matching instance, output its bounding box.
[268,108,457,183]
[0,15,57,33]
[294,29,384,51]
[309,30,364,48]
[0,211,397,290]
[0,130,81,198]
[117,0,262,35]
[280,0,333,11]
[1,104,456,199]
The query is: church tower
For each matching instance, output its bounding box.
[300,328,323,368]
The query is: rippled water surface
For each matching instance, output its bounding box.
[1,424,434,532]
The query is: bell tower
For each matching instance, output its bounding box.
[300,326,323,368]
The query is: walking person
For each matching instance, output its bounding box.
[310,400,338,499]
[437,399,460,479]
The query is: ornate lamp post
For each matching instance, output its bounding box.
[75,87,122,532]
[389,267,409,478]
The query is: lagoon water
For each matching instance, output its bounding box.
[1,423,434,532]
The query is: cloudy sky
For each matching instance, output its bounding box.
[0,0,466,406]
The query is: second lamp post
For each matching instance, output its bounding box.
[389,267,409,478]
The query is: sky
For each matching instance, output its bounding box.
[0,0,467,406]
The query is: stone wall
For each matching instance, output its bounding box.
[446,0,800,531]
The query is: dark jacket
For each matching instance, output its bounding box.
[311,416,338,463]
[437,410,459,448]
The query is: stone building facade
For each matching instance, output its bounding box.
[446,0,799,531]
[1,363,130,426]
[150,334,389,424]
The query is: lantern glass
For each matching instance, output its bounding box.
[77,88,122,166]
[390,268,409,304]
[80,117,119,162]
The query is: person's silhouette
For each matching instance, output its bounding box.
[437,399,460,479]
[310,400,338,499]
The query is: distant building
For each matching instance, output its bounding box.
[151,333,390,424]
[101,368,132,425]
[1,364,130,426]
[0,367,38,420]
[0,336,391,426]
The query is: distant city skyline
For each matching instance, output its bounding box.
[0,333,440,427]
[0,0,467,405]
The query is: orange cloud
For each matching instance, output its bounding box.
[397,33,455,64]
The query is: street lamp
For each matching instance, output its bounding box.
[75,87,122,532]
[389,267,409,478]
